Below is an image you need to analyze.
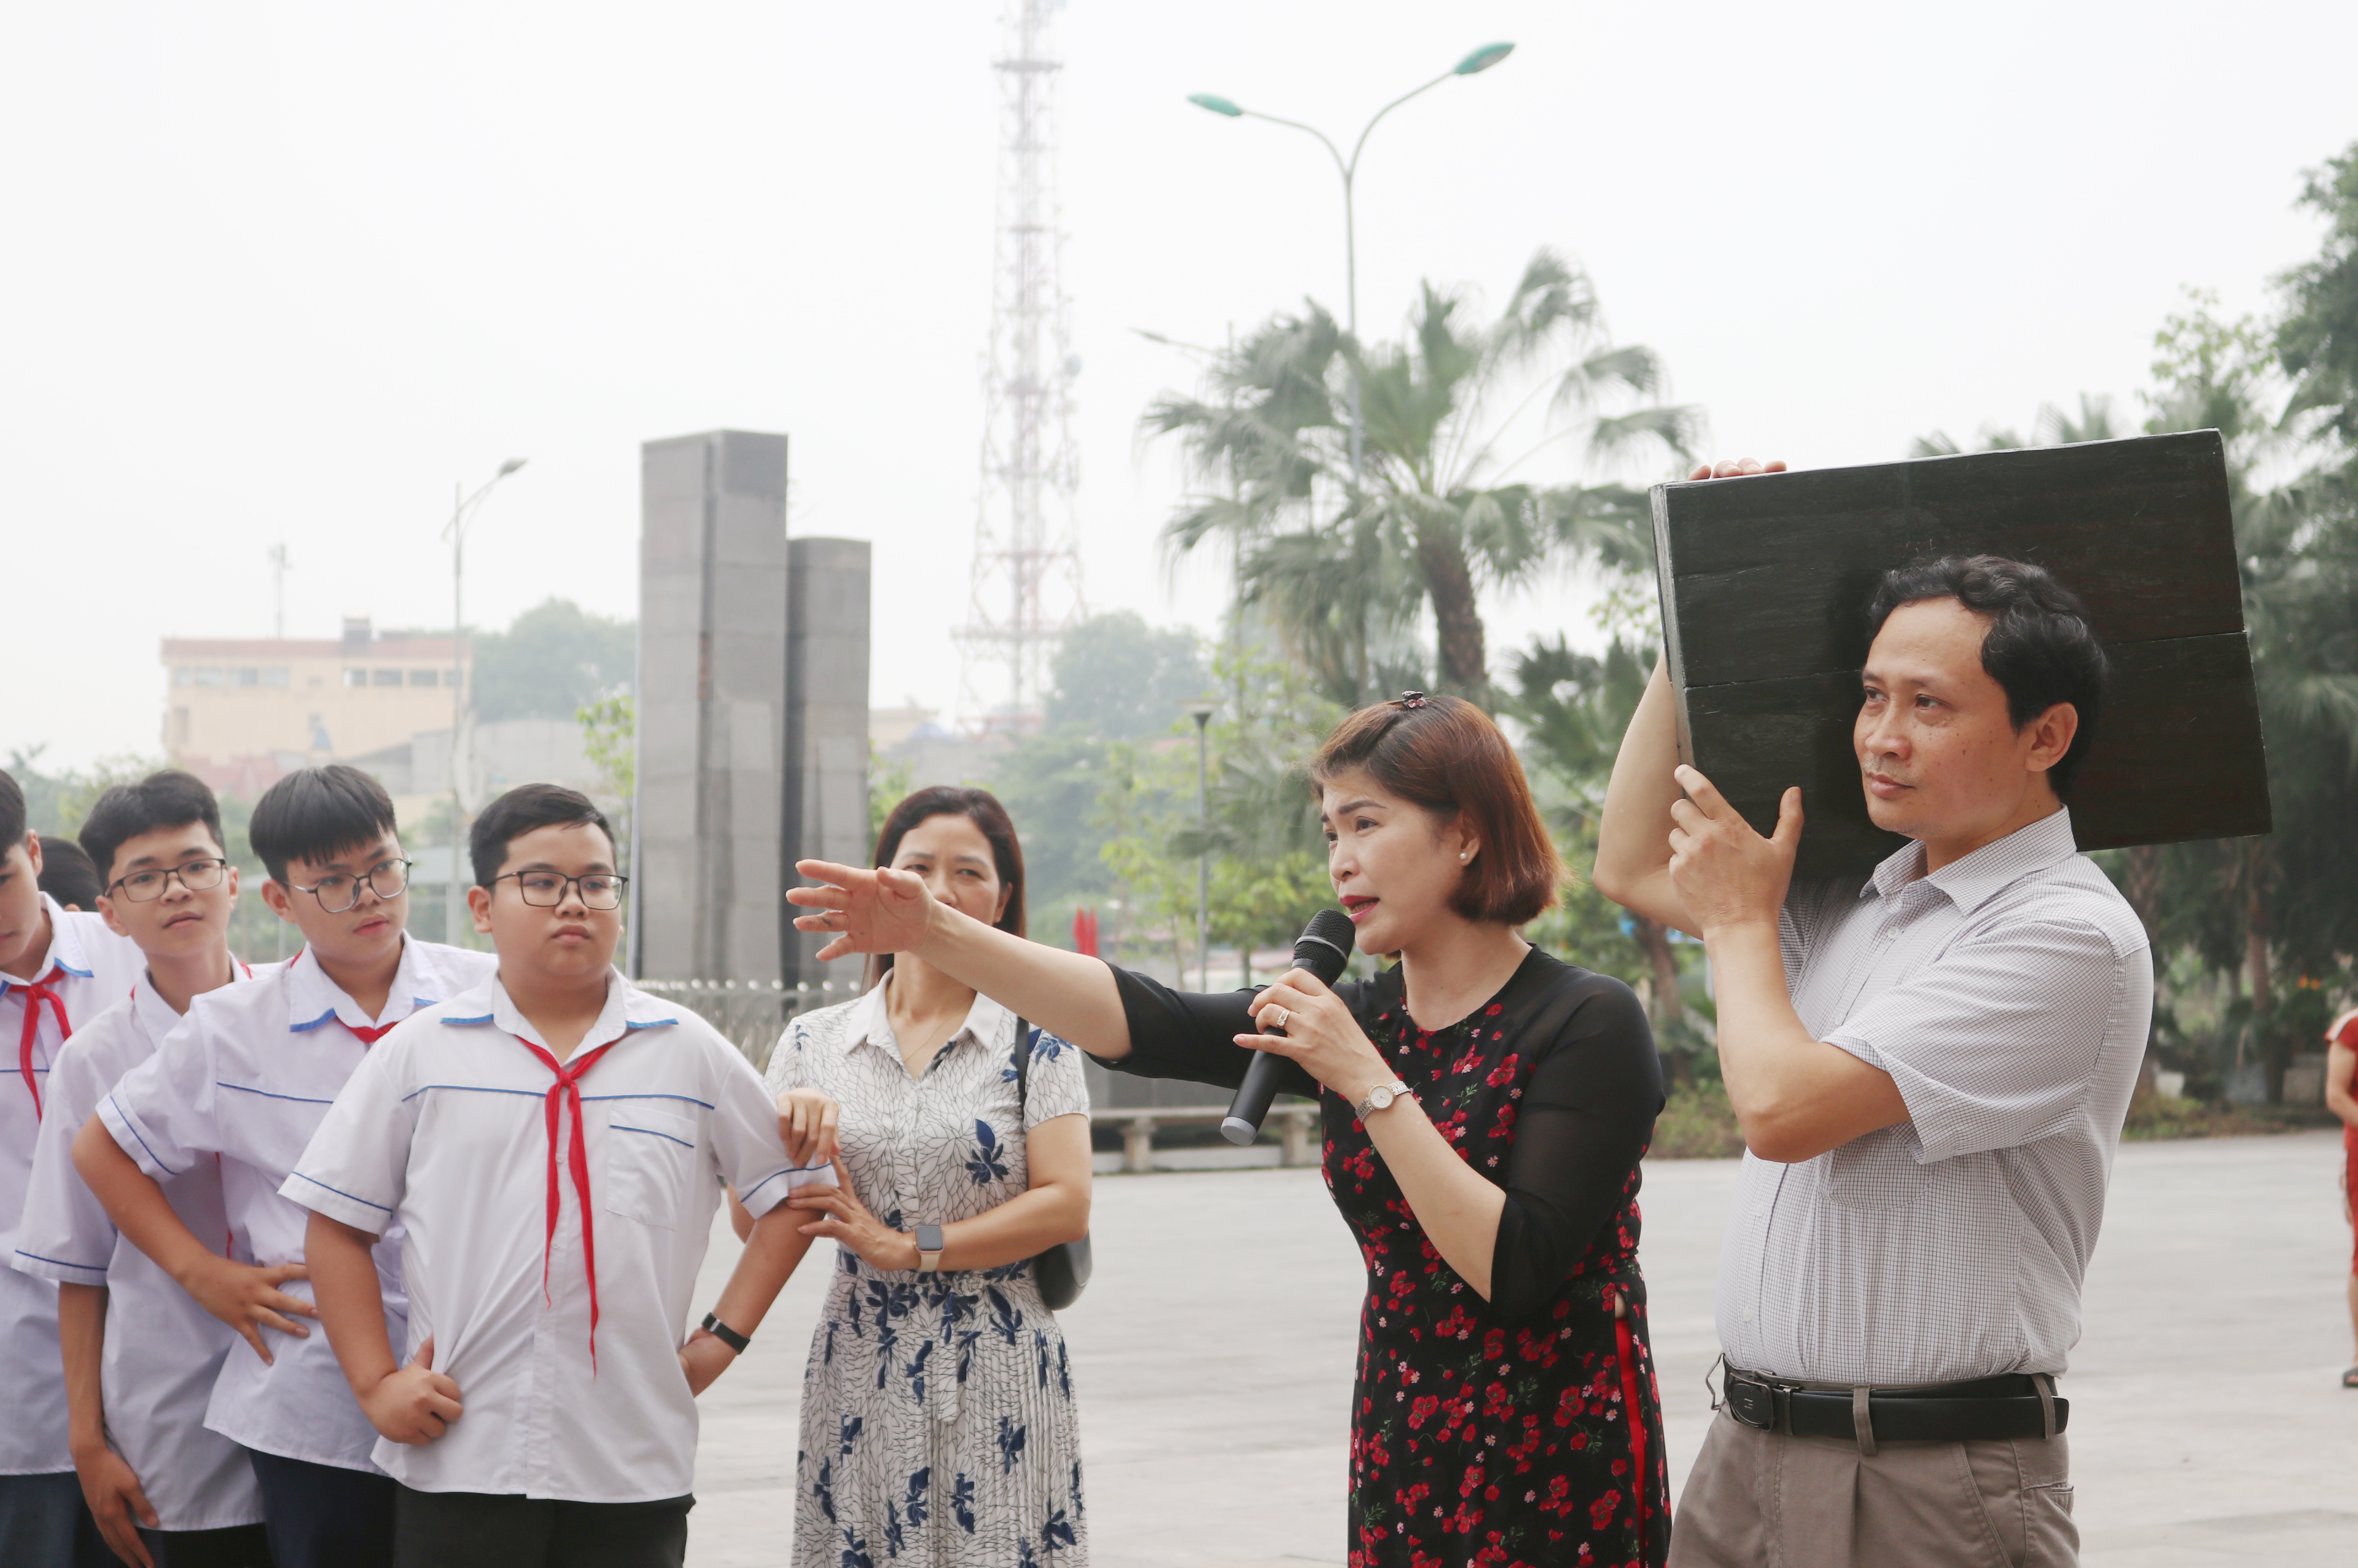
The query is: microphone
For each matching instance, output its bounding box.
[1220,908,1357,1146]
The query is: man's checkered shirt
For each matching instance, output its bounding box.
[1716,807,2153,1387]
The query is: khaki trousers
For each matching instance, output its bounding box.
[1667,1406,2077,1568]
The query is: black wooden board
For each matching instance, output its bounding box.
[1650,432,2271,879]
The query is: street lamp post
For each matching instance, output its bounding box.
[1186,700,1216,990]
[441,458,528,944]
[1189,42,1514,481]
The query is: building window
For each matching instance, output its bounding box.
[192,668,224,687]
[445,669,464,687]
[262,667,291,687]
[232,668,260,686]
[408,668,439,687]
[344,668,366,687]
[370,668,402,687]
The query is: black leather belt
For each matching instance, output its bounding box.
[1722,1366,2066,1446]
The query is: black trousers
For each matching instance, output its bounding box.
[244,1451,395,1568]
[391,1487,692,1568]
[142,1524,275,1567]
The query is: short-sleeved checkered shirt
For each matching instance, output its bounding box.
[1717,807,2153,1386]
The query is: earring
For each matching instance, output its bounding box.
[1459,853,1468,862]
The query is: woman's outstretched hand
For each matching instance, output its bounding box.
[1234,967,1391,1102]
[788,859,937,962]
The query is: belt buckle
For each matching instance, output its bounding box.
[1725,1373,1779,1432]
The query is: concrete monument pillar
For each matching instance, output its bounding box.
[783,536,873,1001]
[635,430,791,984]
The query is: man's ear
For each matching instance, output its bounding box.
[467,884,495,937]
[2024,702,2080,775]
[23,832,43,879]
[259,879,295,922]
[96,892,133,940]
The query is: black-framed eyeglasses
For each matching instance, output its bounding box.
[107,857,230,903]
[491,871,628,910]
[288,857,413,914]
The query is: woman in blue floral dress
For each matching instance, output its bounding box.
[767,787,1091,1568]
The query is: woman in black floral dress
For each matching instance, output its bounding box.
[789,695,1668,1567]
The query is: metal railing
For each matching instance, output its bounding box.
[632,976,867,1072]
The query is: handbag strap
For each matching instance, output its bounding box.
[1013,1015,1034,1106]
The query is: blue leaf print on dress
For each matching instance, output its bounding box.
[1031,1033,1064,1063]
[1071,1459,1084,1516]
[882,1500,902,1561]
[986,1285,1023,1344]
[838,1414,863,1459]
[904,1469,931,1531]
[1057,1338,1072,1400]
[951,1473,976,1532]
[840,1526,872,1568]
[875,1320,899,1389]
[997,1415,1028,1473]
[1036,1330,1050,1389]
[966,1118,1009,1184]
[1042,1507,1077,1550]
[1018,1540,1038,1568]
[814,1459,835,1523]
[905,1339,932,1405]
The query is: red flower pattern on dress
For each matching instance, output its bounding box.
[1332,997,1665,1567]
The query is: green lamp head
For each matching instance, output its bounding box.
[1187,93,1244,118]
[1454,42,1515,76]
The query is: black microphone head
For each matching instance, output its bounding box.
[1293,908,1357,986]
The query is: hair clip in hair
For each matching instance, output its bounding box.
[1397,690,1429,709]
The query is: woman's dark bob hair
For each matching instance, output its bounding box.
[1310,693,1564,927]
[865,786,1028,990]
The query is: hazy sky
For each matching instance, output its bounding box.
[6,1,2353,769]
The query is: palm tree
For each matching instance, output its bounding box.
[1144,249,1699,703]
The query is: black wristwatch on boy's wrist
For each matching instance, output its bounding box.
[700,1313,751,1354]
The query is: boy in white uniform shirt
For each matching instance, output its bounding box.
[290,784,825,1568]
[0,766,144,1566]
[15,771,271,1568]
[73,765,494,1568]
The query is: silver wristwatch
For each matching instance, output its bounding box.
[914,1223,944,1273]
[1354,1079,1415,1121]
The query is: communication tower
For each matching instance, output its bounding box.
[955,0,1085,730]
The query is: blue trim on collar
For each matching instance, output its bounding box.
[53,961,93,979]
[622,1017,679,1030]
[289,1009,340,1034]
[445,1014,496,1027]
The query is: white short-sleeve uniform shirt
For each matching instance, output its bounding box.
[0,895,144,1476]
[99,935,494,1472]
[14,965,270,1528]
[281,969,818,1504]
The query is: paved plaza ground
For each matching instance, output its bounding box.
[688,1129,2358,1566]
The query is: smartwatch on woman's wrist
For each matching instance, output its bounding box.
[915,1224,945,1273]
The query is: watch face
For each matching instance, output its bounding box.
[1367,1085,1394,1110]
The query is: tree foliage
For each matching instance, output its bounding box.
[1043,612,1208,741]
[472,599,634,723]
[1144,250,1694,704]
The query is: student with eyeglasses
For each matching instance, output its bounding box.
[73,765,495,1568]
[14,770,270,1568]
[288,783,826,1568]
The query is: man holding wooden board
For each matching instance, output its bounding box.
[1596,451,2177,1567]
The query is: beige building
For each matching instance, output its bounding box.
[162,617,469,795]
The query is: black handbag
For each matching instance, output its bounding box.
[1013,1018,1091,1310]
